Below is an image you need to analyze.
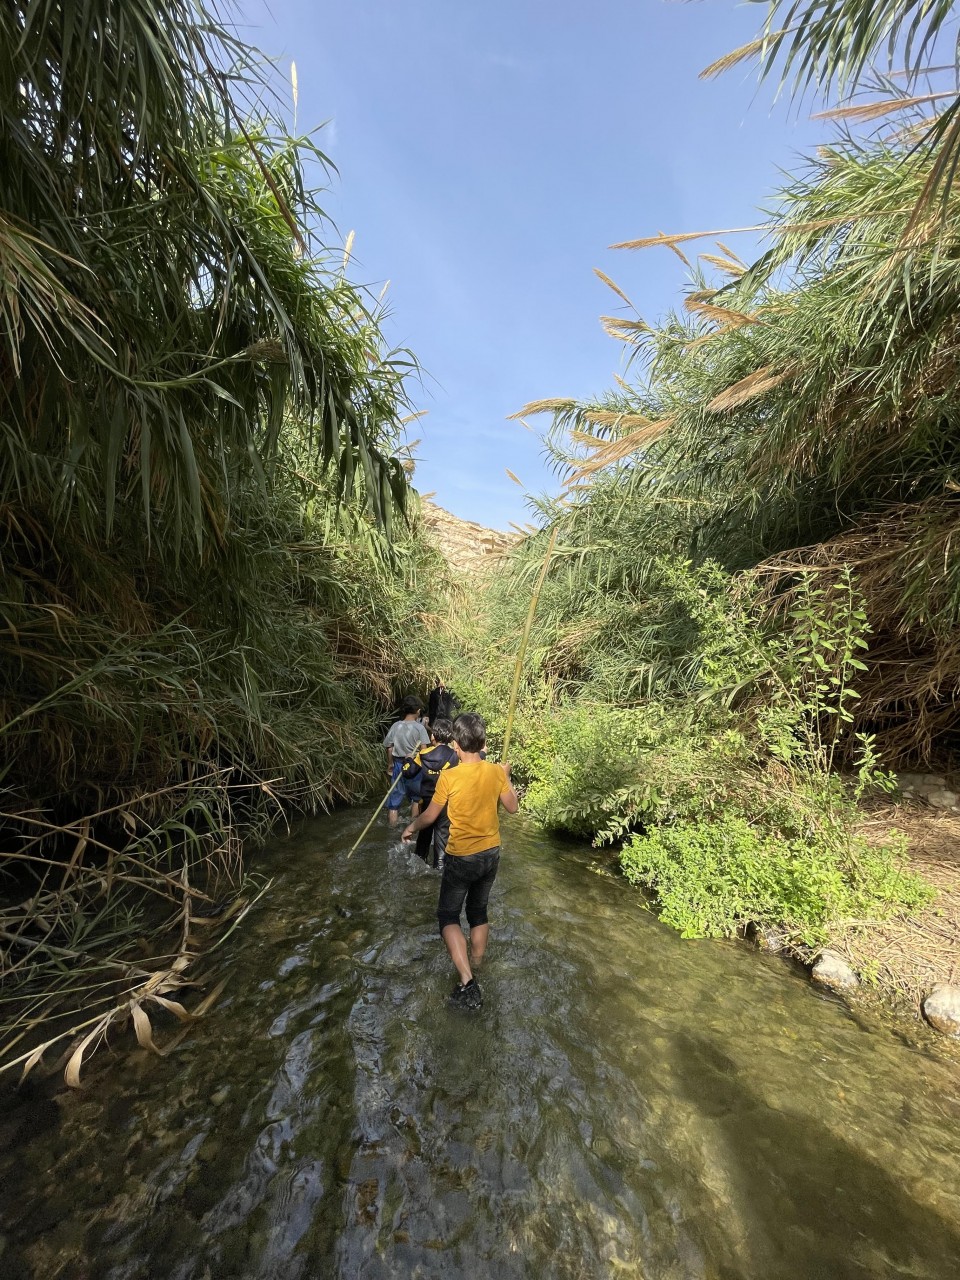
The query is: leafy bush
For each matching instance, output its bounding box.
[620,814,932,945]
[465,545,935,946]
[522,703,662,837]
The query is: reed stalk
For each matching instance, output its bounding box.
[501,526,558,762]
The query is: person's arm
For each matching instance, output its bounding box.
[384,727,396,777]
[402,800,442,841]
[499,763,519,814]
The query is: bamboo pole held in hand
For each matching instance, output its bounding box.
[346,774,397,859]
[501,524,558,763]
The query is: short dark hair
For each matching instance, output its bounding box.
[399,695,422,717]
[431,717,453,744]
[453,712,485,753]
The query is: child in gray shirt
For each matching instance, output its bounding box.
[383,697,430,826]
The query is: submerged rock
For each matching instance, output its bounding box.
[811,950,859,992]
[922,985,960,1038]
[746,922,790,953]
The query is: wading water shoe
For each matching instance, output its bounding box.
[449,978,482,1010]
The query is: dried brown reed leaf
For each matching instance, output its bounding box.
[684,298,760,326]
[567,417,675,482]
[593,268,636,310]
[509,398,577,419]
[131,1001,158,1052]
[700,29,792,80]
[612,211,910,256]
[659,233,691,266]
[150,995,193,1021]
[601,316,651,341]
[190,976,229,1016]
[715,241,748,267]
[700,253,747,278]
[61,817,90,886]
[707,365,792,412]
[568,428,601,447]
[612,224,770,252]
[813,92,955,123]
[577,410,655,430]
[20,1043,47,1080]
[505,468,524,487]
[65,1023,105,1088]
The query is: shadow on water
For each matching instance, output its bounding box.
[665,1029,960,1278]
[2,812,960,1279]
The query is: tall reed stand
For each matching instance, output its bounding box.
[501,525,558,763]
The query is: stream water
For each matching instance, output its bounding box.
[3,811,960,1279]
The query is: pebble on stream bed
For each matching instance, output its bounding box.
[810,950,859,993]
[922,985,960,1037]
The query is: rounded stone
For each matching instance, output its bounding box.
[197,1137,222,1164]
[923,986,960,1038]
[811,950,859,992]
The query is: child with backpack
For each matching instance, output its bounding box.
[402,713,518,1009]
[402,718,458,867]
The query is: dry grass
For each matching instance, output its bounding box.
[836,799,960,1013]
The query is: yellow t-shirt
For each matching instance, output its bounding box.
[432,760,511,856]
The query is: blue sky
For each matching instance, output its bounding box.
[237,1,829,530]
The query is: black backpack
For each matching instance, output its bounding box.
[435,687,460,720]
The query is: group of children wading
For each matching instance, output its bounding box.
[381,683,518,1010]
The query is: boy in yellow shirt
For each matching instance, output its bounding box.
[402,712,518,1009]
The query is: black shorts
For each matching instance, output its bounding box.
[437,846,500,933]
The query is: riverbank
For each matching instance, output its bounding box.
[830,797,960,1019]
[727,789,960,1035]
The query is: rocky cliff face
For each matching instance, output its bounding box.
[419,499,520,576]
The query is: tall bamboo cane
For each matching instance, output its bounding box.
[346,773,399,859]
[501,525,558,763]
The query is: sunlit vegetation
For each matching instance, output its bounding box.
[0,2,451,1078]
[461,1,960,947]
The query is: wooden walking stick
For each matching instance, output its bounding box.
[501,524,558,763]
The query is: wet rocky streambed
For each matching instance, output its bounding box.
[2,812,960,1278]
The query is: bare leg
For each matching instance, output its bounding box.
[441,924,473,985]
[469,923,489,967]
[387,809,398,826]
[411,801,421,818]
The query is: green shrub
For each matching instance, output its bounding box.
[620,814,932,944]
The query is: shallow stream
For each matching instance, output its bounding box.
[2,812,960,1278]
